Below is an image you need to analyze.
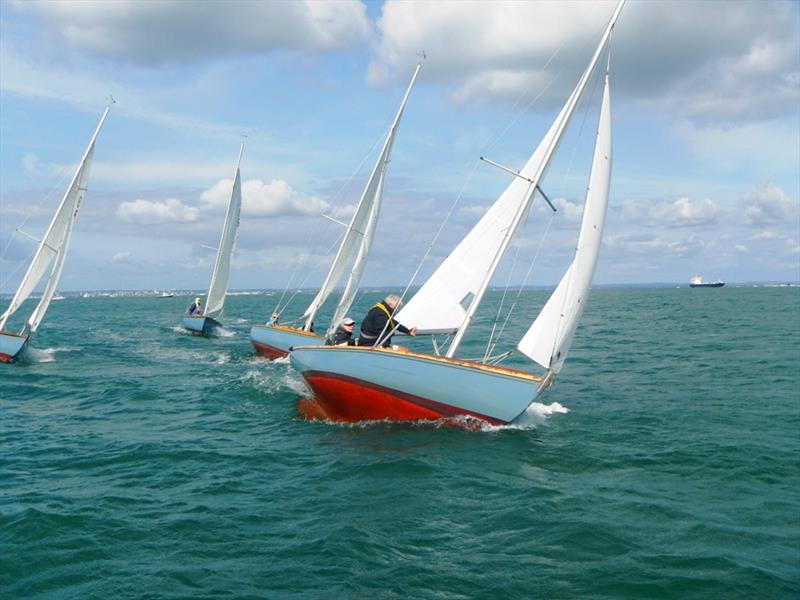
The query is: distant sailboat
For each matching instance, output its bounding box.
[183,144,244,336]
[250,64,421,359]
[290,1,625,424]
[0,105,111,363]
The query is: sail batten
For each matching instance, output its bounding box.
[205,144,244,319]
[302,63,421,334]
[0,106,110,334]
[517,68,613,372]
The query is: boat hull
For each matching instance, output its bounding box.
[182,316,222,336]
[690,282,725,288]
[0,331,29,363]
[250,324,324,360]
[289,346,543,424]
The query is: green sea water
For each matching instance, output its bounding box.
[1,287,798,599]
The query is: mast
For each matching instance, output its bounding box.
[301,63,421,332]
[0,103,112,333]
[444,0,625,358]
[205,143,244,319]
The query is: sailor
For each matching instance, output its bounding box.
[189,297,203,316]
[358,294,416,347]
[330,317,357,346]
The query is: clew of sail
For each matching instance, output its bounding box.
[397,0,624,349]
[0,106,110,334]
[517,67,612,373]
[205,144,244,318]
[302,64,421,333]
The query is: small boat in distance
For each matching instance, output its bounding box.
[690,275,724,288]
[183,144,244,336]
[0,104,111,363]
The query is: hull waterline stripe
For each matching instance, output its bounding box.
[301,369,506,425]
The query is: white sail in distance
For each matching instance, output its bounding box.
[517,66,613,373]
[302,63,421,332]
[397,0,625,356]
[205,144,244,318]
[0,105,111,333]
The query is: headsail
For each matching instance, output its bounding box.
[302,63,421,333]
[517,66,613,373]
[205,144,244,318]
[0,105,111,334]
[397,0,625,358]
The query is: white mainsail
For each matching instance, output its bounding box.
[396,0,624,358]
[302,63,421,333]
[205,144,244,319]
[517,67,613,373]
[0,105,111,334]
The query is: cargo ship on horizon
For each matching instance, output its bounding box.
[690,275,724,288]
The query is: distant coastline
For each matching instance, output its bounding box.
[2,281,798,299]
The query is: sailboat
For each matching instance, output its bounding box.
[290,1,625,424]
[0,105,111,363]
[250,64,420,359]
[183,144,244,336]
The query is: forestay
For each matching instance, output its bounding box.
[0,105,111,334]
[205,144,244,319]
[517,68,613,373]
[302,64,421,334]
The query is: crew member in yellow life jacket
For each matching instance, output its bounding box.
[358,294,417,347]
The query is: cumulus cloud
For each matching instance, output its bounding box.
[117,198,199,225]
[742,183,798,227]
[369,0,798,122]
[112,251,131,263]
[621,197,720,228]
[606,233,708,257]
[13,0,371,65]
[200,178,329,218]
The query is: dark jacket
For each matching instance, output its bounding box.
[358,302,410,347]
[189,302,203,316]
[330,326,355,346]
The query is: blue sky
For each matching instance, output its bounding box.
[1,0,798,293]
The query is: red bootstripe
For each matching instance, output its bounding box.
[251,340,288,359]
[302,369,505,425]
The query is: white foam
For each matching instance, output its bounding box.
[216,327,236,337]
[23,346,57,363]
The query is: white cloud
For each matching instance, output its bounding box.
[117,198,199,225]
[369,1,798,123]
[750,231,780,242]
[605,233,708,257]
[22,153,39,172]
[200,178,329,218]
[742,183,798,227]
[620,197,720,228]
[112,251,131,263]
[13,0,371,65]
[649,197,720,228]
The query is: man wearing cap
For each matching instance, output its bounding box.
[358,294,417,348]
[189,297,204,316]
[330,317,356,346]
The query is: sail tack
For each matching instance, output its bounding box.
[302,64,421,334]
[517,69,613,373]
[0,106,110,334]
[205,145,244,319]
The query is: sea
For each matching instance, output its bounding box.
[1,287,798,599]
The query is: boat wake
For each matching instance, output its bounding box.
[216,327,236,337]
[296,398,569,432]
[22,347,57,363]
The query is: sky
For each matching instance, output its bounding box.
[1,0,798,294]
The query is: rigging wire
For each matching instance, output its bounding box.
[0,159,78,292]
[267,125,388,321]
[482,45,610,363]
[376,43,570,348]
